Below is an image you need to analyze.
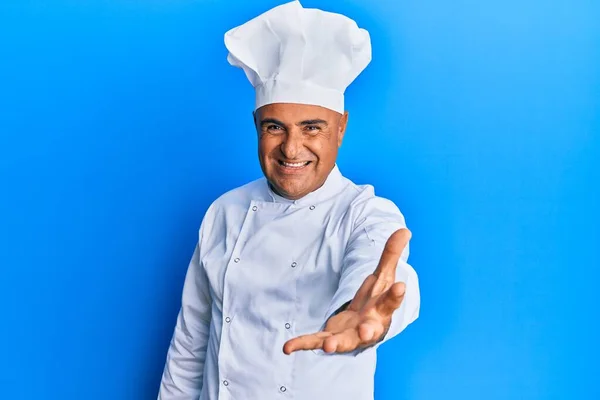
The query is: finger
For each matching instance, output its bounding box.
[348,274,377,311]
[374,282,406,317]
[323,327,362,353]
[358,321,376,342]
[373,229,411,278]
[358,319,386,343]
[283,331,332,354]
[371,274,393,297]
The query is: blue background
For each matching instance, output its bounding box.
[1,0,598,399]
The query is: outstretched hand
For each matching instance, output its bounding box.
[283,228,411,355]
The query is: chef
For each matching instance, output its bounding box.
[158,1,420,399]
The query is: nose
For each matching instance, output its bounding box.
[280,130,304,160]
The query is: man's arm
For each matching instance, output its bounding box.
[158,240,212,399]
[325,197,420,351]
[283,196,420,355]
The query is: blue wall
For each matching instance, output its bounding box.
[1,1,598,399]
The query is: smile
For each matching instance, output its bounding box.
[278,160,312,169]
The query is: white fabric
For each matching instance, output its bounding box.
[158,166,420,400]
[224,0,372,113]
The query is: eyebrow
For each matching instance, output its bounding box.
[298,119,328,126]
[260,118,286,127]
[259,118,329,127]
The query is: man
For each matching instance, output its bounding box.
[158,1,420,399]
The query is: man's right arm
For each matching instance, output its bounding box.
[158,240,212,399]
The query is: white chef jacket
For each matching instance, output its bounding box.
[158,165,420,400]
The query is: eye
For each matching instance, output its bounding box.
[266,124,284,133]
[304,125,321,134]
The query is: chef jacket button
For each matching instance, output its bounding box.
[291,262,297,268]
[285,323,291,329]
[252,206,258,211]
[223,380,229,386]
[234,258,240,263]
[309,205,315,210]
[225,317,231,323]
[280,386,287,392]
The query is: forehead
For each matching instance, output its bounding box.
[256,103,340,121]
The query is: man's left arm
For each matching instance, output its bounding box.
[283,196,420,355]
[325,197,420,350]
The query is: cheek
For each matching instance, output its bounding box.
[258,137,278,160]
[304,139,324,157]
[305,139,336,163]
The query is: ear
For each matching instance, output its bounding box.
[337,111,349,147]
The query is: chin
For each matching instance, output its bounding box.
[273,181,311,199]
[279,187,306,199]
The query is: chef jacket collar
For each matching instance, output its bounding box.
[266,164,347,206]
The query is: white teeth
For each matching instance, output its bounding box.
[282,161,308,168]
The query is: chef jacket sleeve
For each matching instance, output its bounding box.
[158,215,213,399]
[325,195,420,353]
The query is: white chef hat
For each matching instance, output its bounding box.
[224,0,371,114]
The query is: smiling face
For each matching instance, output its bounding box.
[254,103,349,200]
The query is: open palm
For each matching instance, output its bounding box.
[283,228,411,354]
